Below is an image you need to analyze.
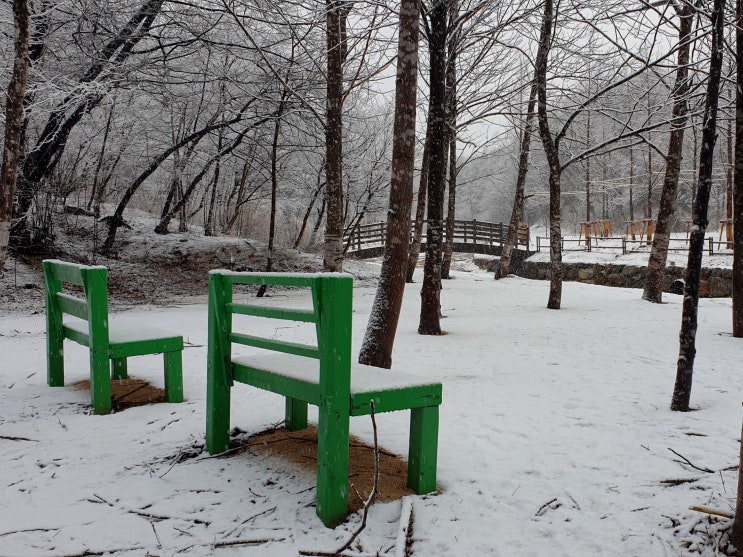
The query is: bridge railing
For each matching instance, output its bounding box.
[343,219,530,253]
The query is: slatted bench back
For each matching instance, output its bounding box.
[208,271,354,395]
[43,259,109,347]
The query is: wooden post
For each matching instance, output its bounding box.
[206,272,233,455]
[314,275,352,527]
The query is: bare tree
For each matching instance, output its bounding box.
[670,0,725,412]
[0,0,31,269]
[358,0,420,368]
[642,2,695,303]
[12,0,166,248]
[733,0,743,339]
[534,0,563,309]
[496,77,538,279]
[323,0,349,272]
[418,0,451,334]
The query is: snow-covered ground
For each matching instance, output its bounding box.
[2,257,742,556]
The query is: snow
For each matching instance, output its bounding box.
[2,259,743,555]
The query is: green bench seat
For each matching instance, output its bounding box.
[43,259,184,414]
[205,271,442,527]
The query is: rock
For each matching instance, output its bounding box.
[669,279,685,295]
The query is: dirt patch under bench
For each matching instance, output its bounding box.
[232,425,414,513]
[74,378,165,412]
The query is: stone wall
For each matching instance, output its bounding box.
[475,258,733,298]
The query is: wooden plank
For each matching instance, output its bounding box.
[228,303,317,323]
[216,271,321,288]
[229,332,319,359]
[232,363,321,405]
[350,385,442,416]
[44,259,90,285]
[56,293,88,320]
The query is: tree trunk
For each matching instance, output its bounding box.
[257,95,287,298]
[87,103,115,214]
[732,403,743,549]
[406,121,431,283]
[441,132,456,280]
[358,0,420,368]
[418,0,449,334]
[323,0,346,272]
[496,78,538,280]
[0,0,30,269]
[671,0,724,412]
[204,130,224,237]
[294,171,325,249]
[642,4,694,303]
[534,0,562,310]
[734,0,743,338]
[441,16,458,282]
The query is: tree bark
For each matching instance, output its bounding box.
[496,78,538,280]
[642,4,694,303]
[534,0,562,310]
[406,122,431,283]
[294,171,325,249]
[323,0,346,272]
[732,403,743,549]
[418,0,449,334]
[441,13,458,281]
[257,94,288,298]
[671,0,724,412]
[733,0,743,338]
[357,0,420,368]
[0,0,30,269]
[204,130,224,237]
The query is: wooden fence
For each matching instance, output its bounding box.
[535,236,719,255]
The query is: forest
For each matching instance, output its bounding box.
[4,0,743,551]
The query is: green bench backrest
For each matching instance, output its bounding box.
[43,259,109,339]
[208,271,354,394]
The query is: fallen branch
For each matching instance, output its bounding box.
[0,435,38,442]
[394,496,415,557]
[535,497,559,516]
[668,448,715,473]
[89,494,211,525]
[660,478,699,486]
[689,505,734,519]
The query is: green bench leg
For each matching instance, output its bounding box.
[163,351,183,403]
[90,351,112,415]
[316,405,350,527]
[46,330,65,387]
[206,358,231,455]
[111,358,128,380]
[407,405,439,494]
[285,397,308,431]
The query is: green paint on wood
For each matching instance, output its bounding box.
[43,259,184,415]
[204,270,442,527]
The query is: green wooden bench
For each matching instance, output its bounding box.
[205,271,442,527]
[43,259,184,415]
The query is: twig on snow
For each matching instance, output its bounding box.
[689,505,734,519]
[89,494,211,525]
[394,496,415,557]
[0,435,38,442]
[667,448,715,473]
[535,497,559,516]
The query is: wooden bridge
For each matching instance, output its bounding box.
[343,219,531,259]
